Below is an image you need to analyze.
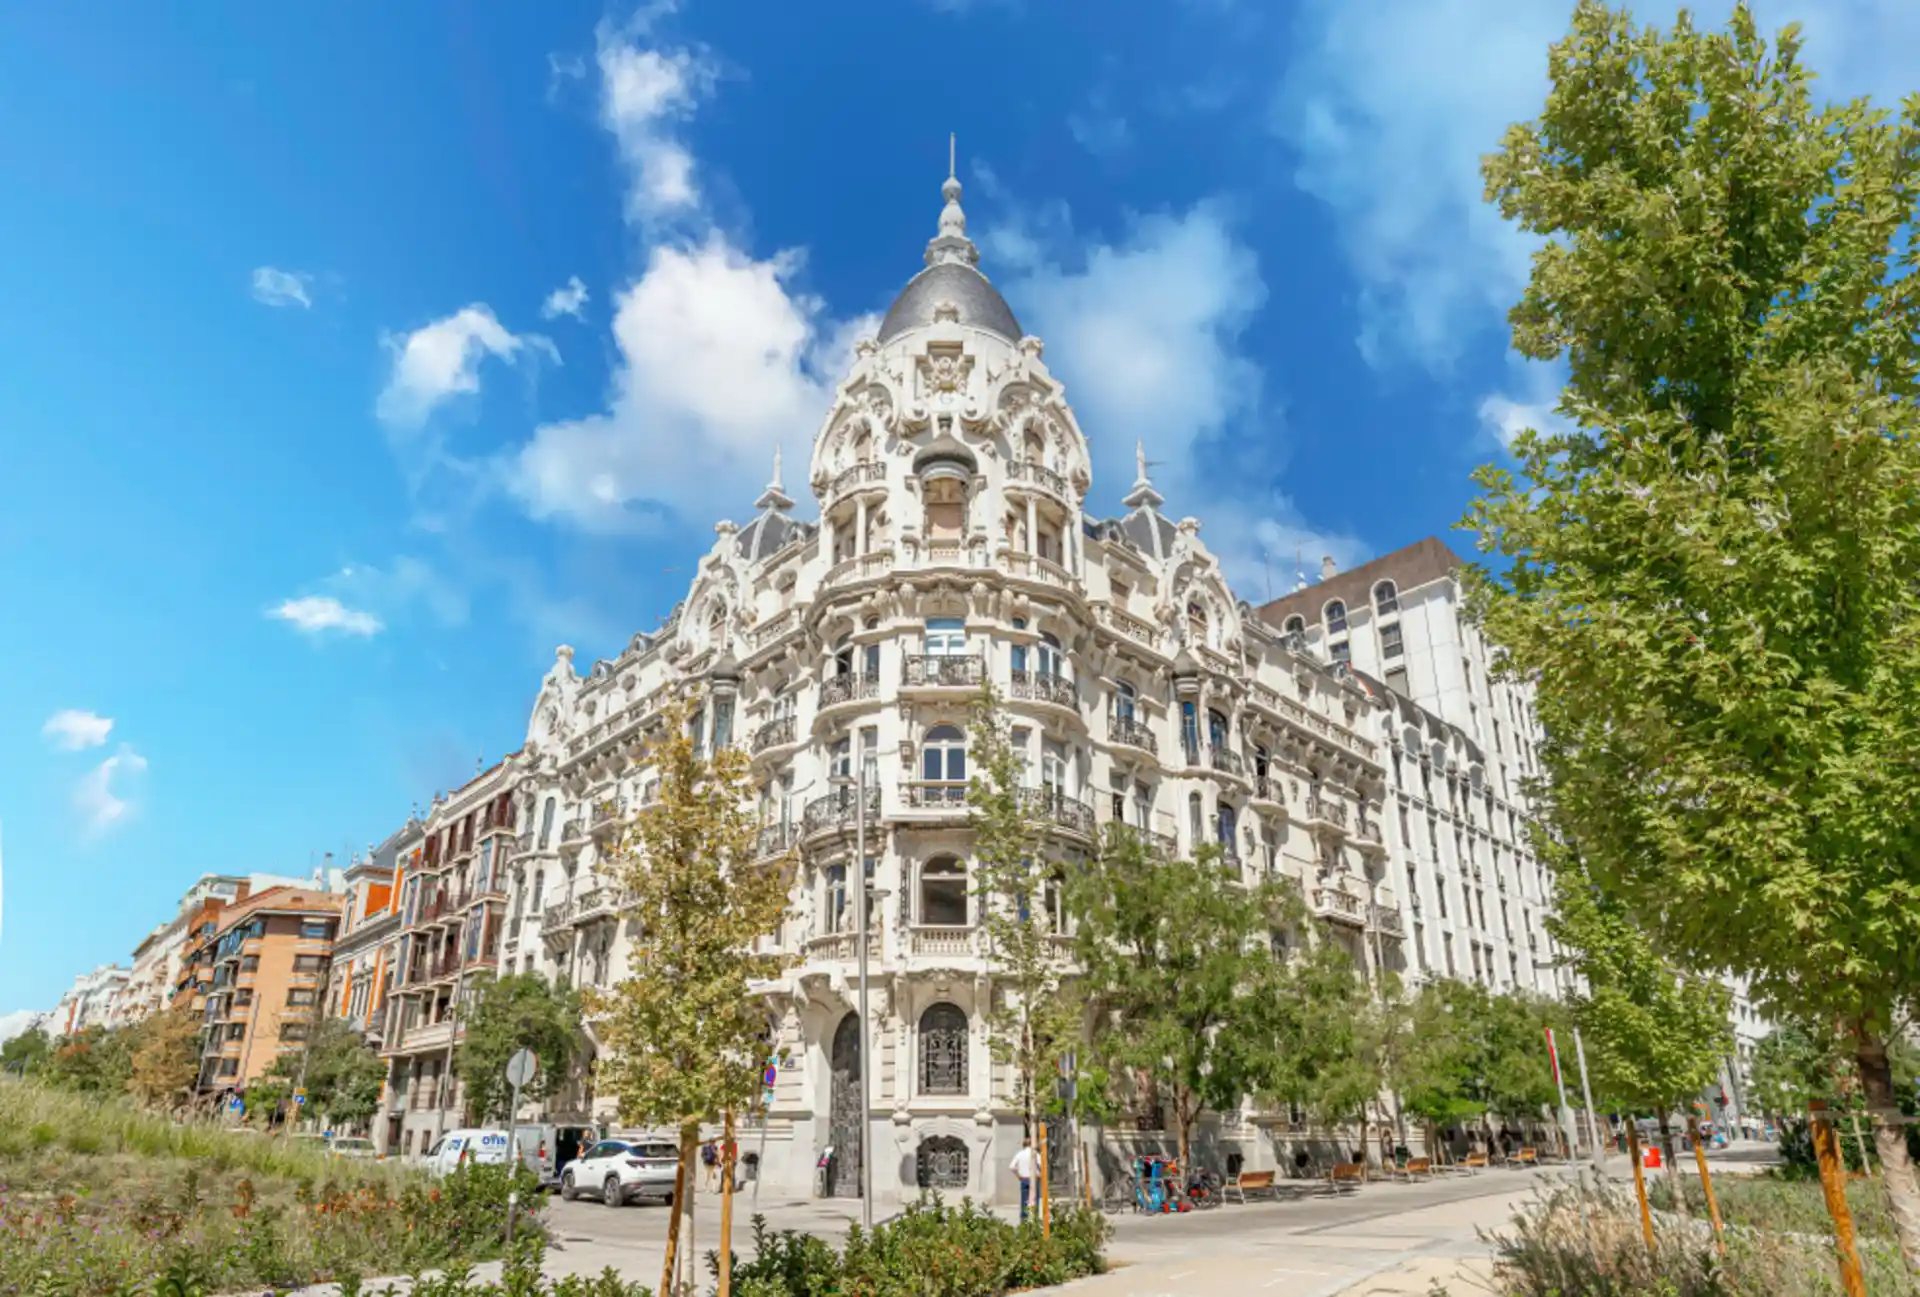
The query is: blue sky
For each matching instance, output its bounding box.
[2,0,1915,1014]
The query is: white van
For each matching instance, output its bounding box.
[421,1128,537,1177]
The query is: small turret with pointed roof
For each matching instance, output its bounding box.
[1122,439,1165,511]
[925,134,980,269]
[754,443,793,514]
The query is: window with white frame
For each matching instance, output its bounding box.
[1373,581,1398,615]
[924,617,966,656]
[922,725,967,783]
[1324,600,1348,634]
[919,857,969,926]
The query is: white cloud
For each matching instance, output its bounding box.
[1068,104,1132,157]
[74,746,146,840]
[42,709,113,751]
[1000,204,1268,502]
[330,557,468,628]
[510,236,867,531]
[251,266,313,309]
[541,275,590,320]
[375,305,556,429]
[268,595,384,637]
[1478,355,1573,450]
[596,21,717,227]
[1275,0,1920,377]
[501,21,872,533]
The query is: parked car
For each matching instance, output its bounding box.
[328,1135,377,1160]
[558,1138,681,1206]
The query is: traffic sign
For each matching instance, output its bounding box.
[294,1093,305,1106]
[506,1049,539,1089]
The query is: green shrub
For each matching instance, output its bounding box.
[1651,1171,1893,1242]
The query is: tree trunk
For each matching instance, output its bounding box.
[1856,1028,1920,1276]
[660,1121,695,1297]
[1656,1111,1689,1218]
[718,1110,737,1297]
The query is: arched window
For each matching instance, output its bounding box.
[1037,631,1066,680]
[707,603,726,644]
[921,724,967,784]
[1373,581,1399,615]
[916,1135,970,1190]
[1216,802,1238,852]
[538,797,556,850]
[1324,601,1348,634]
[918,1003,969,1094]
[1207,708,1230,751]
[853,424,874,463]
[1186,601,1208,645]
[1283,615,1306,637]
[920,857,969,926]
[1114,681,1137,723]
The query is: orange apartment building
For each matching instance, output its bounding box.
[190,886,344,1100]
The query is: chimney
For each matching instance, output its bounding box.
[1321,555,1338,582]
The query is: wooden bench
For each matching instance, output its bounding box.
[1226,1169,1277,1203]
[1393,1157,1434,1182]
[1514,1147,1539,1167]
[1462,1153,1490,1172]
[1325,1162,1366,1194]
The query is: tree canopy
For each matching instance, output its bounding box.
[457,972,582,1123]
[1466,0,1920,1265]
[266,1016,388,1129]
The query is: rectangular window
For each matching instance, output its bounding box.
[293,954,327,973]
[923,617,966,656]
[1180,701,1199,759]
[1385,666,1409,696]
[240,955,259,972]
[1380,622,1404,659]
[219,1058,239,1077]
[1133,782,1151,830]
[714,696,735,750]
[825,865,848,934]
[287,988,316,1007]
[281,1022,311,1042]
[299,919,332,940]
[1330,641,1352,665]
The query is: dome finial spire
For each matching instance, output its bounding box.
[754,442,793,513]
[926,134,979,269]
[1123,438,1165,510]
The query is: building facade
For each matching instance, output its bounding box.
[52,964,131,1035]
[375,763,519,1157]
[190,886,342,1099]
[327,824,418,1055]
[482,173,1508,1203]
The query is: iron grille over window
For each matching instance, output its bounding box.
[918,1003,969,1094]
[916,1136,970,1189]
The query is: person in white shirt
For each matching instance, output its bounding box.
[1010,1137,1038,1223]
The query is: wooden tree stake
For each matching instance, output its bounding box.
[718,1110,737,1297]
[1624,1121,1657,1258]
[1811,1102,1868,1297]
[1687,1113,1726,1253]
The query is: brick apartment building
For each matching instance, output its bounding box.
[188,886,344,1101]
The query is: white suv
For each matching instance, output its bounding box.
[559,1138,680,1206]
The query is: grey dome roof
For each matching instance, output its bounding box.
[877,263,1022,345]
[735,511,810,562]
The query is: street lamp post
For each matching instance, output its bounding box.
[834,736,875,1230]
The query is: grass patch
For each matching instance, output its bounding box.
[1651,1171,1893,1241]
[0,1079,534,1297]
[1491,1180,1917,1297]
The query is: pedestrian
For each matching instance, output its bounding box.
[1010,1137,1038,1224]
[701,1138,719,1190]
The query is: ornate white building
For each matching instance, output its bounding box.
[491,172,1556,1202]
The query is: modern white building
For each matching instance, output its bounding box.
[1255,541,1564,999]
[53,964,132,1036]
[463,171,1558,1204]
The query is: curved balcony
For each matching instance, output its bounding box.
[822,548,895,592]
[907,926,978,959]
[1016,787,1096,840]
[1304,795,1349,835]
[1311,884,1367,927]
[1251,775,1283,809]
[1107,715,1156,755]
[998,551,1076,592]
[1091,601,1164,655]
[901,654,986,691]
[826,459,888,505]
[804,931,860,963]
[1004,459,1073,501]
[1010,668,1077,713]
[560,818,585,845]
[751,715,798,757]
[1370,904,1405,937]
[817,673,881,716]
[803,787,881,840]
[754,820,799,862]
[590,797,629,841]
[903,780,970,812]
[1353,817,1387,853]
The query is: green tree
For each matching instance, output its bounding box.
[127,1010,203,1110]
[267,1017,388,1130]
[1467,0,1920,1265]
[458,972,582,1123]
[1550,857,1731,1206]
[1390,982,1485,1160]
[1751,1020,1846,1122]
[43,1024,134,1096]
[1069,825,1294,1169]
[590,692,791,1294]
[1,1025,52,1075]
[967,683,1084,1145]
[1258,940,1381,1158]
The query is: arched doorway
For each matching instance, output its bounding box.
[828,1013,863,1197]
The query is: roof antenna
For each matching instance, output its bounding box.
[949,132,956,182]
